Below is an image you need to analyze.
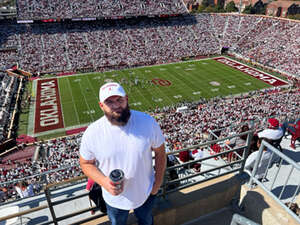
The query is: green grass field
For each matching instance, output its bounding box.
[57,58,271,129]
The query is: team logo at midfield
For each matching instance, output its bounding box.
[151,78,172,86]
[210,81,221,86]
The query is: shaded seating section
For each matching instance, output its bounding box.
[0,73,19,144]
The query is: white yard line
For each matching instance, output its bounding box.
[66,78,81,125]
[85,76,100,101]
[27,80,37,136]
[57,79,66,130]
[164,66,198,94]
[78,82,95,122]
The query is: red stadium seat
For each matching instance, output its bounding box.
[289,121,300,149]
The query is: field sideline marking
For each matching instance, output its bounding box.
[66,78,81,126]
[27,80,37,136]
[32,122,91,137]
[57,79,66,132]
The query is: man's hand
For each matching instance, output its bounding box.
[102,176,124,196]
[151,182,160,195]
[80,156,123,196]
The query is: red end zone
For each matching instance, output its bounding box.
[214,57,289,87]
[34,78,64,133]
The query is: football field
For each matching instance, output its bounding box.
[30,57,288,137]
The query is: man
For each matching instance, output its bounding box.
[257,118,284,152]
[244,146,272,180]
[245,118,283,179]
[80,82,166,225]
[257,118,283,141]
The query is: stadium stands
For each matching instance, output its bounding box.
[0,73,20,143]
[0,88,299,202]
[0,14,299,78]
[16,0,188,20]
[0,12,299,203]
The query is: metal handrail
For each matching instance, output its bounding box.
[0,130,253,224]
[230,213,260,225]
[246,140,300,224]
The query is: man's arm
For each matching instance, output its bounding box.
[80,156,122,196]
[244,152,256,170]
[151,143,166,195]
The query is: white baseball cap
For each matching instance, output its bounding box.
[99,82,126,103]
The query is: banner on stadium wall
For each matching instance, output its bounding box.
[72,18,82,21]
[17,20,33,23]
[82,17,96,21]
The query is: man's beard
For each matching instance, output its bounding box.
[104,104,131,126]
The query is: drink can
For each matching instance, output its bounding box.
[109,169,124,189]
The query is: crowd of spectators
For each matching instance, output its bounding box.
[0,88,299,202]
[0,12,299,202]
[0,14,299,78]
[0,133,83,201]
[0,73,20,143]
[156,89,299,150]
[16,0,188,20]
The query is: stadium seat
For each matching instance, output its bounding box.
[288,121,300,149]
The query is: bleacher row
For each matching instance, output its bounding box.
[0,88,299,202]
[0,73,20,143]
[0,14,299,77]
[16,0,188,20]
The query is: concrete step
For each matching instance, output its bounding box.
[181,207,234,225]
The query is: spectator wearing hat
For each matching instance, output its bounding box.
[80,82,166,225]
[258,118,283,141]
[256,118,284,164]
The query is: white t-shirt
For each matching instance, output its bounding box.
[15,184,34,198]
[258,129,283,140]
[244,150,272,179]
[80,110,165,210]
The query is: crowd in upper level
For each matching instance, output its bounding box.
[0,14,299,78]
[0,73,20,143]
[16,0,188,20]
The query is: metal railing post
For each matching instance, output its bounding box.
[248,141,265,187]
[239,128,254,174]
[44,187,58,225]
[230,213,260,225]
[161,170,167,200]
